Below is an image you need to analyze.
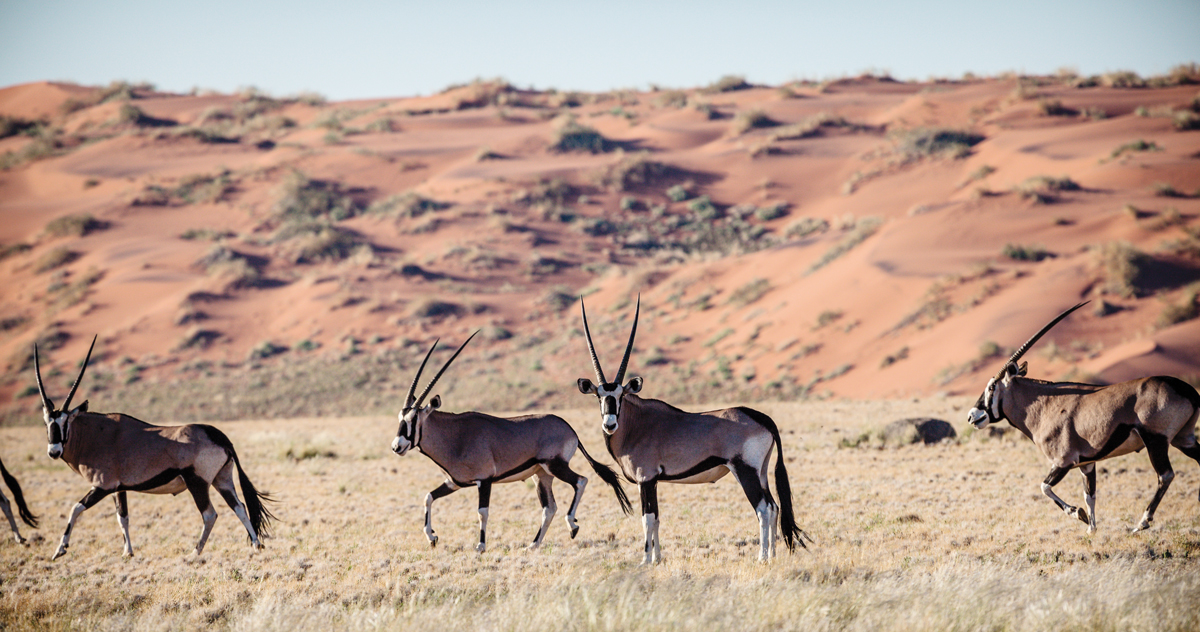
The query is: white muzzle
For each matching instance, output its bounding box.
[602,414,618,435]
[48,443,62,459]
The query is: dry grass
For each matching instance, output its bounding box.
[4,398,1200,630]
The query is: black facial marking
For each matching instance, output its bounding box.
[602,396,617,416]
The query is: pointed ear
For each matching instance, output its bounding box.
[67,400,89,421]
[1017,361,1028,377]
[577,378,596,395]
[429,395,441,410]
[625,376,643,393]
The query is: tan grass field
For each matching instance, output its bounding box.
[3,397,1200,630]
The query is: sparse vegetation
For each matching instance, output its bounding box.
[1002,243,1053,262]
[890,127,984,161]
[273,171,360,222]
[368,191,450,218]
[703,74,751,93]
[34,246,77,273]
[1109,139,1160,160]
[1157,284,1200,328]
[785,217,830,239]
[1095,241,1152,298]
[730,109,778,135]
[549,117,609,153]
[806,217,882,275]
[1015,175,1081,203]
[43,213,108,238]
[727,278,770,307]
[591,152,669,192]
[411,298,462,319]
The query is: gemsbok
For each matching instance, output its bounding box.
[576,297,807,564]
[392,331,631,553]
[35,336,275,559]
[967,302,1200,533]
[1,454,38,544]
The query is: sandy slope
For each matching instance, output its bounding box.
[1,75,1199,420]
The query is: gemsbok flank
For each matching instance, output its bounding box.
[1,454,38,544]
[392,331,631,553]
[35,336,275,559]
[576,297,807,564]
[967,302,1200,533]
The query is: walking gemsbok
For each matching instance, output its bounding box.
[392,332,631,553]
[967,302,1200,533]
[35,336,275,559]
[1,454,38,544]
[576,297,807,564]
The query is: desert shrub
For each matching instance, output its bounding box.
[180,228,235,241]
[1158,284,1200,328]
[653,90,689,108]
[728,278,770,307]
[1173,111,1200,131]
[1101,71,1145,88]
[177,327,220,350]
[248,341,288,360]
[0,128,68,170]
[1110,139,1160,159]
[34,246,77,273]
[666,183,691,202]
[0,115,40,140]
[1002,243,1053,262]
[1037,99,1077,117]
[755,202,789,221]
[674,218,774,256]
[1015,175,1081,203]
[1153,182,1191,198]
[175,171,234,204]
[730,109,778,135]
[891,128,984,161]
[0,243,31,261]
[592,152,668,191]
[550,117,609,153]
[785,217,830,239]
[367,191,449,218]
[806,217,882,274]
[704,75,751,93]
[687,196,720,219]
[412,298,462,319]
[1096,241,1152,298]
[43,213,107,238]
[815,309,843,329]
[288,225,369,264]
[542,288,576,312]
[620,196,640,211]
[273,171,359,222]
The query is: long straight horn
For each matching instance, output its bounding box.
[406,339,440,408]
[997,301,1089,377]
[580,297,607,385]
[414,330,479,408]
[61,335,97,412]
[33,344,55,413]
[613,295,640,385]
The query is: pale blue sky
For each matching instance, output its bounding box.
[1,0,1197,101]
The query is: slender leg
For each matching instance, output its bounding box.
[476,480,492,553]
[184,474,218,555]
[1171,439,1200,502]
[1040,465,1088,525]
[546,459,586,539]
[731,459,772,562]
[530,472,557,548]
[639,481,660,565]
[1079,463,1097,534]
[113,492,133,557]
[424,482,458,548]
[53,487,111,560]
[1133,431,1175,533]
[213,463,259,549]
[0,490,23,544]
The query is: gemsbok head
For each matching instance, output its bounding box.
[392,331,630,553]
[35,336,275,559]
[967,302,1200,533]
[576,296,808,563]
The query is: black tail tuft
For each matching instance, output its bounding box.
[200,425,277,541]
[578,441,632,515]
[738,407,805,552]
[1,456,38,529]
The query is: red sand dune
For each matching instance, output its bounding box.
[1,75,1199,420]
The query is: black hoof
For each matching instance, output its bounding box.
[570,525,580,539]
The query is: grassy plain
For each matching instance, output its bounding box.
[3,397,1200,630]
